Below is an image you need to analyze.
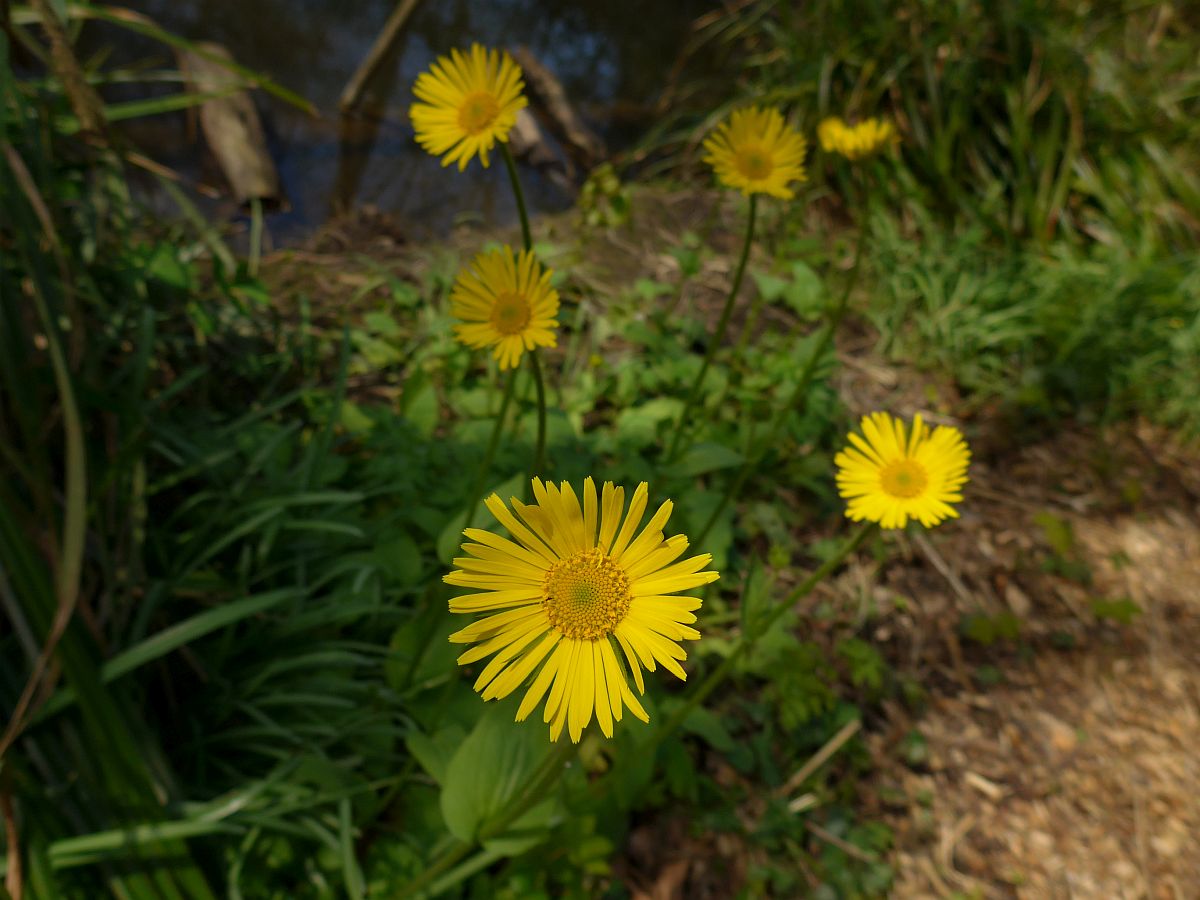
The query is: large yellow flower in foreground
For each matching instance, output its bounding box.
[835,412,970,529]
[450,246,559,370]
[702,106,808,199]
[818,116,898,161]
[410,44,527,171]
[445,478,719,743]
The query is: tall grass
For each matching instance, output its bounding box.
[665,0,1200,254]
[0,22,421,895]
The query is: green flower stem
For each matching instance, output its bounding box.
[500,143,546,477]
[694,200,871,548]
[528,349,548,477]
[650,521,876,751]
[500,142,532,252]
[398,740,577,899]
[464,367,518,530]
[665,194,758,462]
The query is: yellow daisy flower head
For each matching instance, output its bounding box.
[835,412,970,530]
[450,245,559,370]
[444,477,720,743]
[702,105,808,199]
[818,116,899,161]
[410,44,527,171]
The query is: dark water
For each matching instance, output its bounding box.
[90,0,714,242]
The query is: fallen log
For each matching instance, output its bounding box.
[508,108,572,192]
[179,42,281,206]
[511,45,605,171]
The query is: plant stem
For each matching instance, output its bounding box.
[398,740,576,898]
[501,142,532,252]
[650,521,876,750]
[528,349,547,477]
[694,200,871,547]
[665,194,757,462]
[500,143,545,477]
[463,368,518,530]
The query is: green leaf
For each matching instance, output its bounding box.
[752,270,790,302]
[614,397,682,448]
[373,532,423,587]
[145,243,194,290]
[633,278,672,302]
[739,559,771,640]
[436,472,524,565]
[339,401,375,434]
[782,261,825,319]
[439,704,554,849]
[406,725,467,785]
[680,706,737,753]
[1090,596,1141,623]
[402,375,439,439]
[1034,511,1075,556]
[363,311,402,338]
[668,442,743,478]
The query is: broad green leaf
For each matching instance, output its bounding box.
[403,376,439,439]
[406,725,468,785]
[752,270,789,302]
[669,442,743,478]
[680,706,737,753]
[439,704,554,851]
[783,261,825,319]
[614,397,681,448]
[373,532,423,587]
[363,311,402,338]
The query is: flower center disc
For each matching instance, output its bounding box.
[458,91,501,134]
[543,548,632,641]
[735,145,774,180]
[880,459,929,499]
[489,292,531,335]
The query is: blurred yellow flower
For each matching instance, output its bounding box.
[410,44,527,171]
[835,412,970,529]
[444,477,719,743]
[702,106,807,199]
[818,116,898,160]
[450,246,559,370]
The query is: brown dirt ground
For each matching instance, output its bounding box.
[267,188,1200,899]
[838,353,1200,900]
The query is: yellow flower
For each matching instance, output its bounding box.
[835,412,970,529]
[444,478,719,743]
[450,246,559,370]
[702,106,807,199]
[410,44,527,171]
[818,116,898,161]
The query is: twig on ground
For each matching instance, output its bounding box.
[805,821,879,864]
[778,718,862,800]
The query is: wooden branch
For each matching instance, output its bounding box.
[339,0,423,112]
[511,45,605,170]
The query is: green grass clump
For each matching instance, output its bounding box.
[868,207,1200,433]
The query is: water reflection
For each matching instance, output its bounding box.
[87,0,712,240]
